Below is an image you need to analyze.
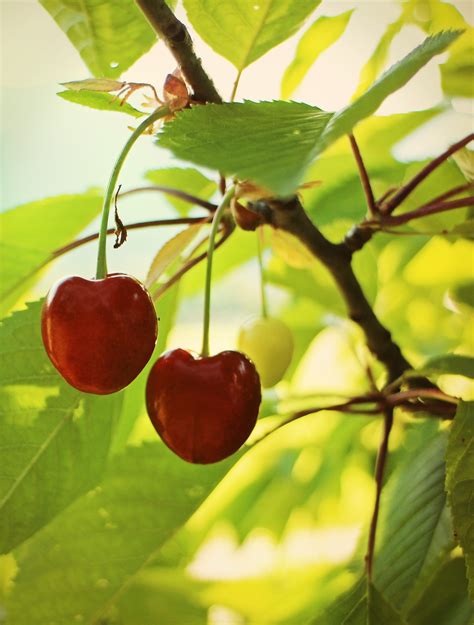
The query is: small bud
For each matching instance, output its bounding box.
[231,198,264,231]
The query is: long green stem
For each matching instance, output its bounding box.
[201,187,235,357]
[256,227,269,318]
[96,105,170,279]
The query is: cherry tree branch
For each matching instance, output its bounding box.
[135,0,222,103]
[251,196,411,381]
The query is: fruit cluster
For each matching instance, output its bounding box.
[41,271,293,464]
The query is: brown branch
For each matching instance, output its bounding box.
[135,0,222,103]
[382,133,474,214]
[349,133,377,217]
[366,407,393,580]
[252,196,411,381]
[119,186,218,212]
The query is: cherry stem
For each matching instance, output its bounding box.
[96,105,170,279]
[366,407,393,580]
[201,187,235,357]
[256,227,269,318]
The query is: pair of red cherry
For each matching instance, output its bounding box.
[41,273,261,464]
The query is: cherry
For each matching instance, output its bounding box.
[146,349,261,463]
[238,317,294,388]
[41,274,157,394]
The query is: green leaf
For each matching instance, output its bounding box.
[312,579,406,624]
[282,11,353,99]
[183,0,320,70]
[116,568,208,625]
[144,168,217,215]
[6,443,237,625]
[316,31,463,154]
[452,281,474,310]
[448,220,474,240]
[145,224,204,289]
[411,354,474,380]
[407,556,473,625]
[352,17,405,98]
[446,401,474,600]
[0,191,102,316]
[374,430,454,611]
[452,148,474,182]
[39,0,159,78]
[62,78,125,91]
[158,101,333,196]
[0,302,123,553]
[57,90,144,117]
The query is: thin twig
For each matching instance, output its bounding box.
[377,186,398,205]
[51,216,210,258]
[382,133,474,214]
[373,196,474,227]
[387,388,459,406]
[250,397,383,448]
[366,407,393,580]
[119,186,218,212]
[349,133,377,217]
[151,224,233,300]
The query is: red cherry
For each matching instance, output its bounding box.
[41,274,157,394]
[146,349,261,464]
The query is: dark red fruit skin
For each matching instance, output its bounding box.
[146,349,261,464]
[41,274,157,395]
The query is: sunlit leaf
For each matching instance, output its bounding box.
[409,354,474,380]
[39,0,162,78]
[57,90,144,117]
[158,101,333,196]
[61,78,125,92]
[0,302,123,554]
[317,31,463,153]
[6,444,238,625]
[146,223,205,288]
[445,401,474,600]
[452,149,474,183]
[352,16,405,98]
[312,578,406,624]
[374,429,454,612]
[0,191,102,317]
[407,556,473,625]
[183,0,320,70]
[281,11,353,99]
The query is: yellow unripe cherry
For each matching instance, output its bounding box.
[237,317,294,388]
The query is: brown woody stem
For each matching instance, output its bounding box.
[135,0,222,103]
[252,196,411,381]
